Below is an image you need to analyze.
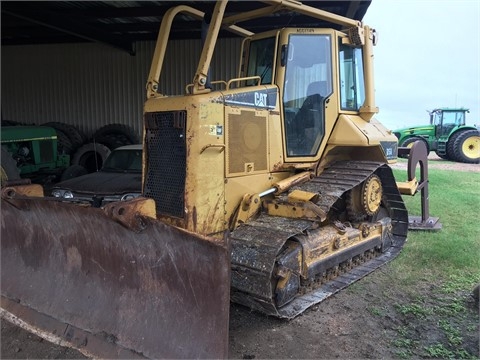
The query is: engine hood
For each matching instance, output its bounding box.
[52,171,141,195]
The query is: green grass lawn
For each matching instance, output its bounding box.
[392,168,480,289]
[385,168,480,359]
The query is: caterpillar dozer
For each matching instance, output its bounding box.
[1,1,430,358]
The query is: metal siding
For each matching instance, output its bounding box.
[1,38,241,138]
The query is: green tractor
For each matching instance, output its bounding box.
[1,126,87,187]
[393,108,480,163]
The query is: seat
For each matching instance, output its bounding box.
[306,81,328,97]
[289,82,326,155]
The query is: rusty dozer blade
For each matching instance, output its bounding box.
[1,196,230,359]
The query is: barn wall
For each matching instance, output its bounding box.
[1,38,242,138]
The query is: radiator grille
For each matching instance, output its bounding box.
[39,140,53,163]
[227,110,268,175]
[144,111,186,218]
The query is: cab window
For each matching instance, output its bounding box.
[246,37,276,85]
[283,34,332,157]
[339,44,365,111]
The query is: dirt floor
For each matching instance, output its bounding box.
[1,156,479,359]
[2,267,479,359]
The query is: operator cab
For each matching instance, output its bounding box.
[431,108,468,137]
[242,28,366,159]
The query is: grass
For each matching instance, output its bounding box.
[386,167,480,359]
[391,168,480,287]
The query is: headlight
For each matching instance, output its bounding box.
[52,189,64,198]
[121,193,141,201]
[52,189,74,199]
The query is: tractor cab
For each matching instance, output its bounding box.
[430,108,468,138]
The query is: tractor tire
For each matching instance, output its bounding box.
[55,129,74,155]
[43,122,86,151]
[1,146,20,187]
[60,164,88,182]
[93,124,139,145]
[399,137,429,158]
[451,129,480,163]
[435,151,449,160]
[71,143,111,173]
[446,131,465,162]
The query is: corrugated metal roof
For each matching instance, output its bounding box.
[1,1,371,55]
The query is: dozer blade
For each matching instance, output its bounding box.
[1,197,230,359]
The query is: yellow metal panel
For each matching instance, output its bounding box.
[396,178,418,196]
[329,114,397,146]
[288,189,319,203]
[185,98,227,235]
[328,114,369,146]
[225,107,269,177]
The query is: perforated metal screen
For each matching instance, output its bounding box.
[144,111,186,218]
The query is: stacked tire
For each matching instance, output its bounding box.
[43,121,87,155]
[40,122,90,180]
[69,124,139,173]
[70,143,111,173]
[2,121,140,180]
[92,124,139,150]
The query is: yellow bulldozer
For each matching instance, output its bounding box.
[1,1,434,358]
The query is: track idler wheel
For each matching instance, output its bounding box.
[346,174,383,221]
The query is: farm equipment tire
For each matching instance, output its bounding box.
[435,151,449,160]
[93,124,139,145]
[446,131,465,162]
[95,133,132,150]
[72,143,111,173]
[60,164,88,181]
[451,129,480,163]
[54,128,74,155]
[399,137,428,158]
[1,147,20,187]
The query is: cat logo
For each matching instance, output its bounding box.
[254,92,267,107]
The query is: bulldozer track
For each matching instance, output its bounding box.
[230,161,408,319]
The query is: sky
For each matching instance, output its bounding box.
[362,0,480,130]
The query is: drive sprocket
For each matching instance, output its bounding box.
[346,173,383,220]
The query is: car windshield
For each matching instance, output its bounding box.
[102,149,142,172]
